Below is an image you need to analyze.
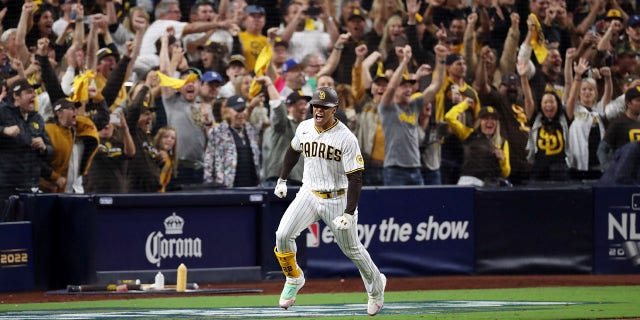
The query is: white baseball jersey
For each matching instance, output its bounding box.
[291,119,364,191]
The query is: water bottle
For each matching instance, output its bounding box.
[154,272,164,290]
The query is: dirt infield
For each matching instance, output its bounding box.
[2,274,640,305]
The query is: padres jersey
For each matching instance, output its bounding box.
[292,119,364,191]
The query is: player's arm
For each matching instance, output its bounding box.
[275,134,303,198]
[344,170,363,215]
[279,146,301,180]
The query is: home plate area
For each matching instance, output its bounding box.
[0,300,588,319]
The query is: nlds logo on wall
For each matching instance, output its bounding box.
[145,212,203,267]
[607,193,640,267]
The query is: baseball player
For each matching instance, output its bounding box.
[273,87,386,316]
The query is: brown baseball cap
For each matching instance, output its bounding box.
[309,87,339,108]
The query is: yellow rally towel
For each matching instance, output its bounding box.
[157,71,198,89]
[70,70,96,103]
[529,13,547,64]
[249,44,273,99]
[32,0,43,13]
[28,74,40,111]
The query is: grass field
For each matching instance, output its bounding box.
[1,285,639,319]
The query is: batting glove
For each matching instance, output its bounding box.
[274,178,288,198]
[332,213,354,230]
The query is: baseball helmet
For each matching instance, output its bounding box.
[309,87,339,108]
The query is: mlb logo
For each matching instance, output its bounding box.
[307,223,320,247]
[633,194,640,211]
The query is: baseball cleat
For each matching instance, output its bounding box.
[367,273,386,316]
[279,273,305,309]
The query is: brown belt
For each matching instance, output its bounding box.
[312,189,346,199]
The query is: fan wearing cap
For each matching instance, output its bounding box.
[353,49,389,186]
[445,101,511,186]
[197,71,224,107]
[600,9,626,47]
[40,97,100,193]
[476,48,531,184]
[159,34,208,187]
[598,84,640,169]
[238,5,268,71]
[218,55,247,98]
[378,44,447,186]
[262,79,310,187]
[204,94,262,188]
[331,6,369,85]
[625,14,640,53]
[84,109,136,194]
[272,86,386,316]
[0,78,52,199]
[125,74,166,193]
[433,53,480,184]
[279,58,313,98]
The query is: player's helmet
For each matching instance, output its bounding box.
[309,87,339,108]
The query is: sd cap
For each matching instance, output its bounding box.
[478,106,498,118]
[96,47,118,61]
[625,85,640,102]
[347,7,366,21]
[309,87,339,108]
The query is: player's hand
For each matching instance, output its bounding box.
[332,213,354,231]
[274,178,287,198]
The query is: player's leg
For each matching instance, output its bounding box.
[323,201,386,316]
[274,188,318,309]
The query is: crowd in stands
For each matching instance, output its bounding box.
[1,0,640,209]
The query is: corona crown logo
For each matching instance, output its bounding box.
[164,212,184,235]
